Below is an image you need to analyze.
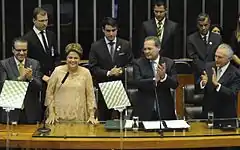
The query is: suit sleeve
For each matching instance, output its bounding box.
[156,60,178,89]
[218,73,240,99]
[133,61,155,91]
[85,70,97,118]
[0,61,7,82]
[29,61,42,91]
[88,44,109,79]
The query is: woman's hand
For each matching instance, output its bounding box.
[87,117,99,125]
[45,113,59,124]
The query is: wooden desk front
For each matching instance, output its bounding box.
[0,122,240,149]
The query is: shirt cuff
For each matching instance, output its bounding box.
[200,80,206,89]
[107,71,110,77]
[159,74,167,82]
[216,83,221,92]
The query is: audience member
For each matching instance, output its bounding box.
[0,37,42,124]
[210,24,223,36]
[187,13,222,86]
[23,7,59,83]
[45,43,97,124]
[133,36,178,121]
[89,17,133,121]
[200,43,240,119]
[230,13,240,66]
[138,0,181,59]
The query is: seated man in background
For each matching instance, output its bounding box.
[200,43,240,119]
[0,37,42,124]
[133,36,178,121]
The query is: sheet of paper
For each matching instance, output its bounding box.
[124,120,133,129]
[165,120,190,128]
[142,121,165,130]
[142,120,190,129]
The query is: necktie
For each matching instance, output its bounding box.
[157,21,163,38]
[108,41,115,60]
[217,68,222,81]
[40,31,49,53]
[151,61,157,76]
[18,62,24,76]
[202,35,207,44]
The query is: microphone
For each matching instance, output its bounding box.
[61,72,69,84]
[154,86,164,137]
[37,105,51,134]
[37,71,69,134]
[154,58,165,137]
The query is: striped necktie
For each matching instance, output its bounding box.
[157,21,163,38]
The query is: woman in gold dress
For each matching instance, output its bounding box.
[45,43,98,124]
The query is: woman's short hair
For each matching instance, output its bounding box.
[65,43,83,58]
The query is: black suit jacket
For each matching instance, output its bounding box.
[139,19,181,59]
[187,32,222,76]
[201,62,240,119]
[23,29,59,76]
[89,38,133,83]
[133,56,178,121]
[0,57,42,123]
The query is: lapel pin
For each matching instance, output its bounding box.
[116,45,121,51]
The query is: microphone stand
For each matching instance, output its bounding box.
[37,71,69,134]
[37,107,51,134]
[154,83,164,137]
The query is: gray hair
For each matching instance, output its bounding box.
[144,36,161,49]
[217,43,234,59]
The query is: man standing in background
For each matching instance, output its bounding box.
[138,0,181,59]
[89,17,133,121]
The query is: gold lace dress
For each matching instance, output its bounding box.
[45,65,96,121]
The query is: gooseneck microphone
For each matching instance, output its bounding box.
[61,72,69,84]
[154,58,164,137]
[37,71,69,134]
[154,85,164,137]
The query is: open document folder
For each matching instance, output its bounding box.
[99,80,131,109]
[0,80,29,109]
[142,120,190,130]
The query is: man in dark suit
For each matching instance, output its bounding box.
[89,17,133,120]
[133,36,178,121]
[200,43,240,119]
[188,13,222,84]
[138,0,181,59]
[23,7,59,83]
[23,7,59,115]
[0,38,42,124]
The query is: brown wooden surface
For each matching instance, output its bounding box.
[0,122,240,149]
[175,74,195,118]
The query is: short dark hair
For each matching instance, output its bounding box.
[33,7,47,19]
[197,12,211,23]
[101,17,118,29]
[152,0,166,8]
[210,24,223,35]
[144,36,161,49]
[12,37,28,49]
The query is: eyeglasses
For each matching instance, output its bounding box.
[15,49,27,52]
